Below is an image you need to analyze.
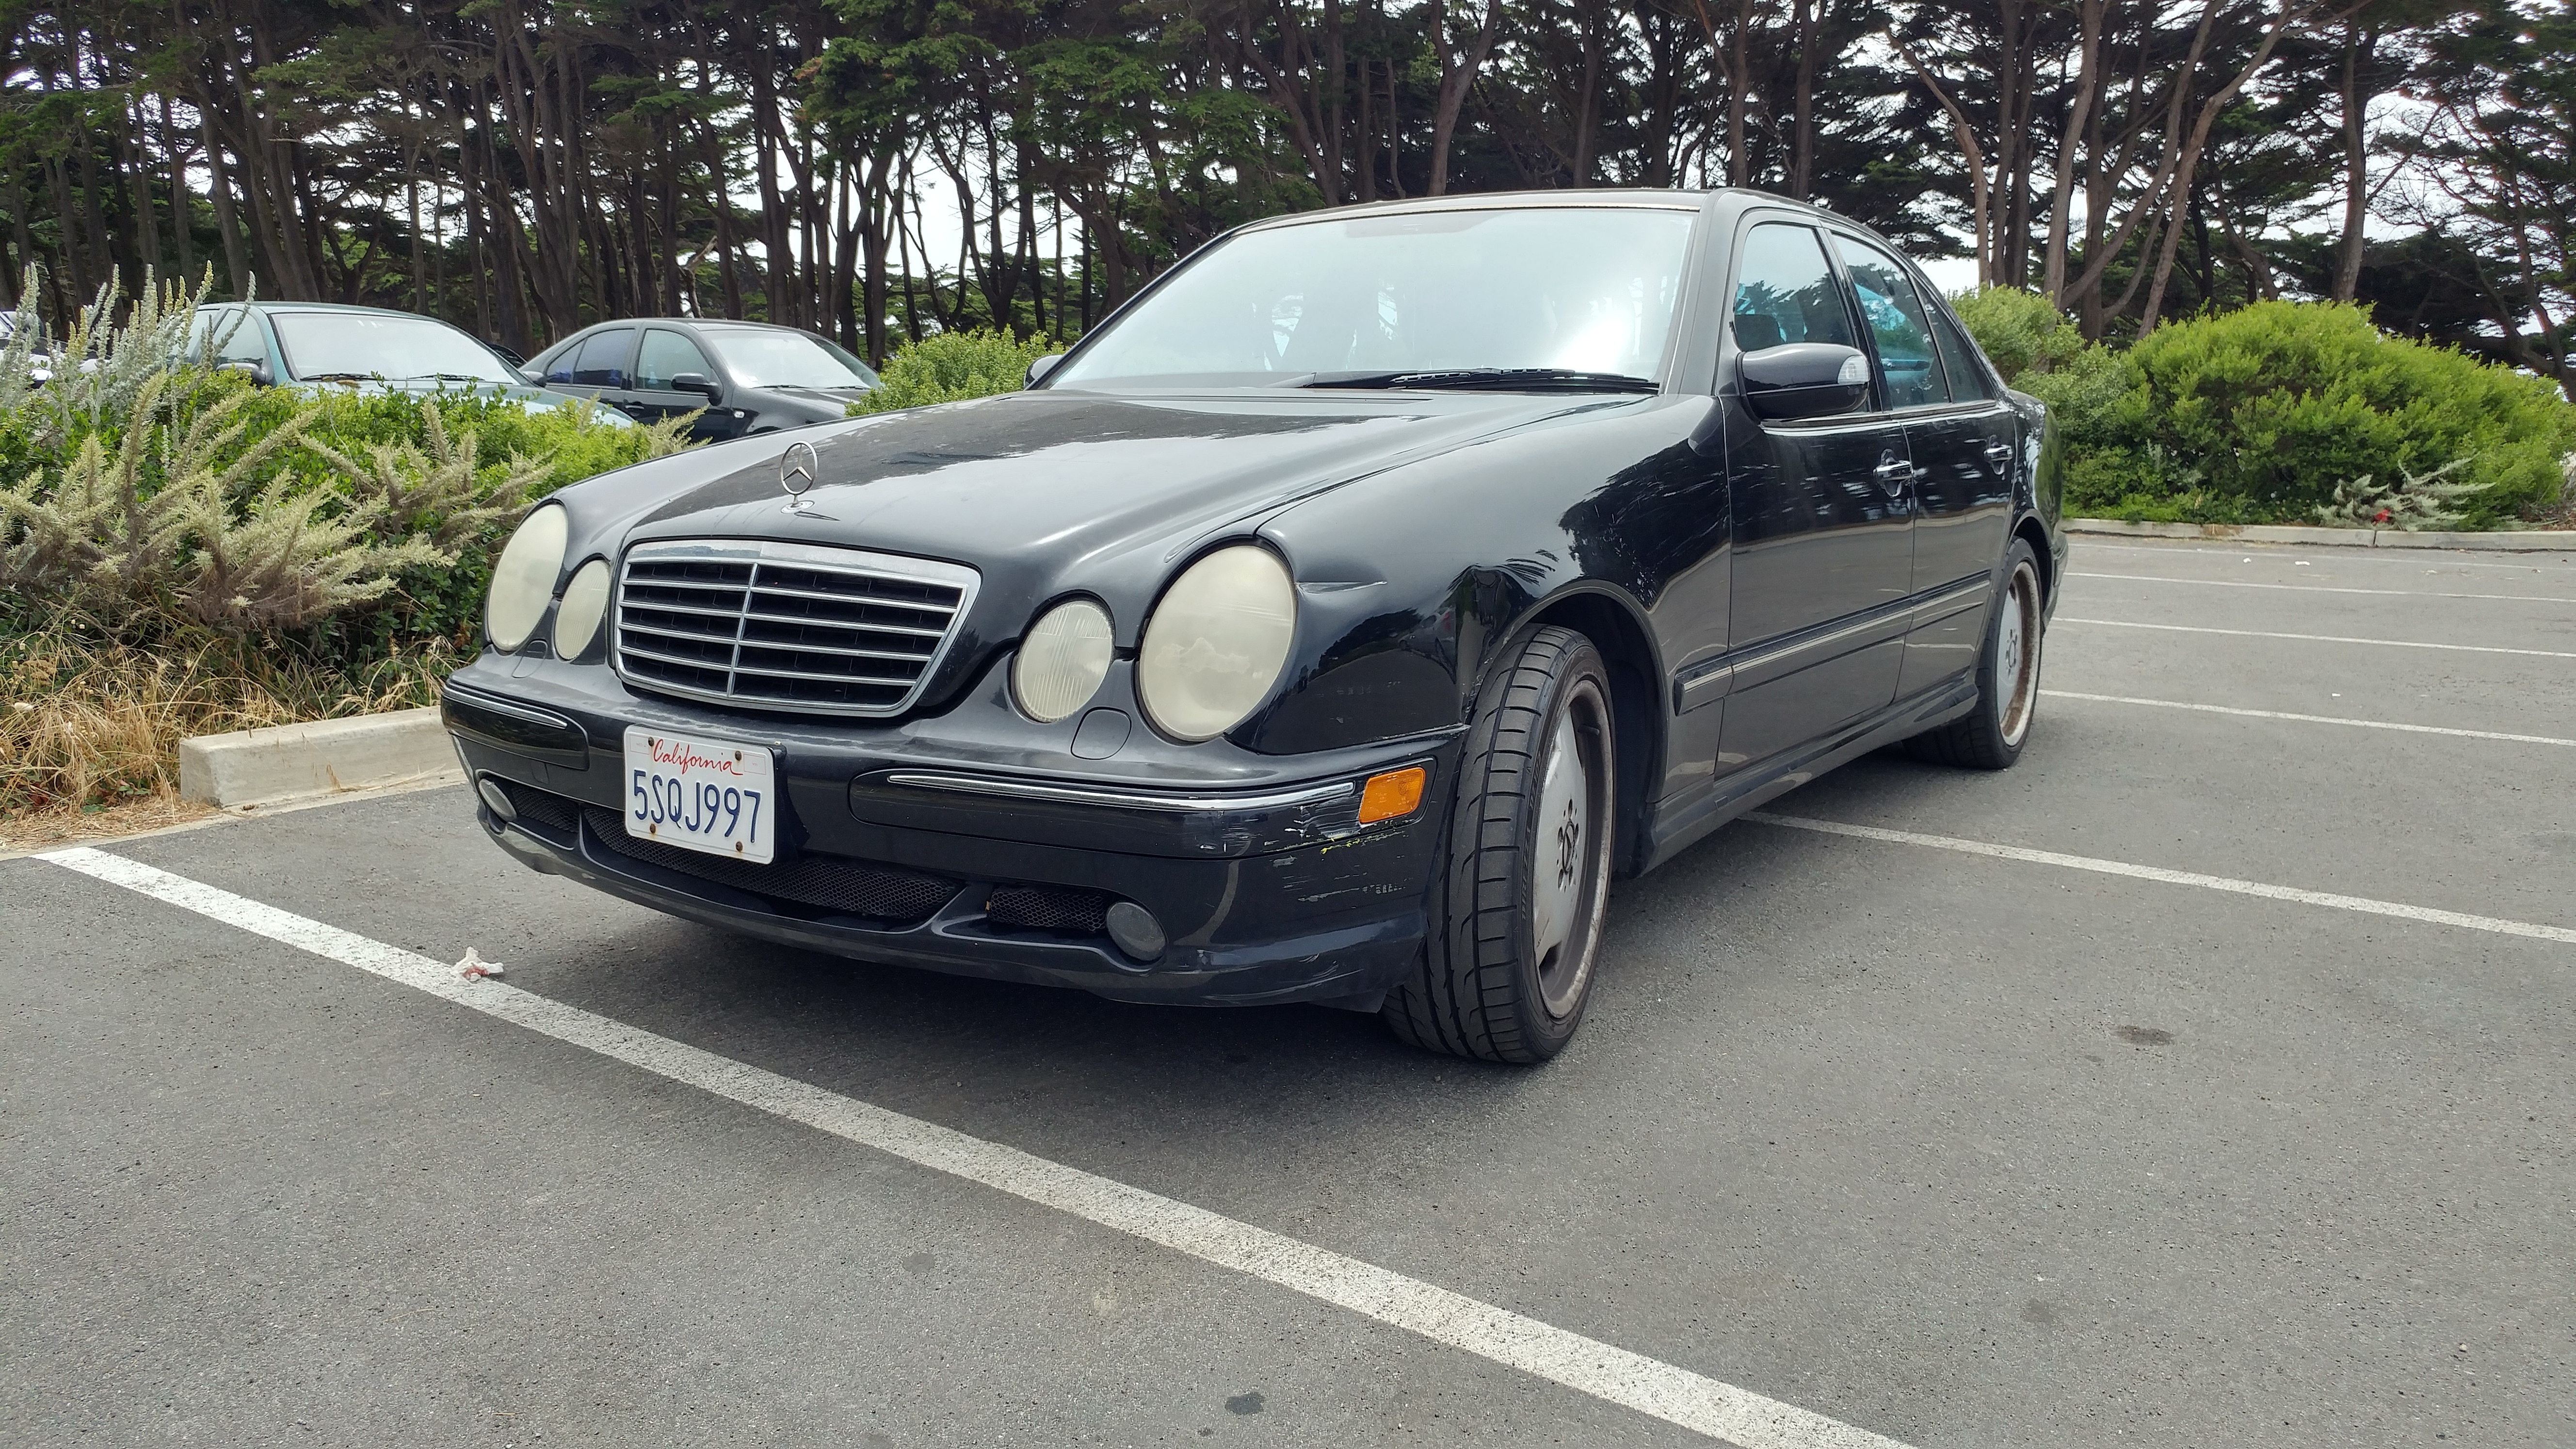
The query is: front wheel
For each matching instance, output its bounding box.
[1906,538,2044,769]
[1384,627,1617,1064]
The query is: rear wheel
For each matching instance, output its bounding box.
[1906,538,2044,769]
[1383,627,1616,1064]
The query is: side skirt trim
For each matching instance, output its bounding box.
[1638,676,1978,873]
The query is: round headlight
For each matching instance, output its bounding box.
[552,558,612,660]
[485,504,568,653]
[1013,599,1114,723]
[1137,546,1296,742]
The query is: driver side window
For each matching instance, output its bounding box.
[195,308,269,367]
[1731,223,1860,356]
[637,329,715,391]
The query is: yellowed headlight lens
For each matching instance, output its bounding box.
[1013,599,1115,723]
[485,504,567,652]
[1136,546,1296,742]
[552,558,611,660]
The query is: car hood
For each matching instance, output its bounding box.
[618,387,1630,596]
[558,385,1647,717]
[755,384,871,406]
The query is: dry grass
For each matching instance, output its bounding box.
[0,792,218,854]
[1,610,455,821]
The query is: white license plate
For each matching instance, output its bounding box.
[623,727,777,864]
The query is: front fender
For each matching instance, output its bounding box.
[1244,395,1710,756]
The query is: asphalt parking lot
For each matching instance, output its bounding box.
[8,535,2573,1449]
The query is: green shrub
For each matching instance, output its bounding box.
[0,272,700,815]
[853,328,1057,414]
[2113,301,2576,529]
[1951,287,2090,383]
[1952,286,2131,455]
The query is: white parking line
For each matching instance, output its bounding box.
[2069,571,2576,605]
[1744,815,2576,946]
[2074,542,2576,572]
[34,845,1911,1449]
[2043,691,2576,748]
[2054,617,2576,660]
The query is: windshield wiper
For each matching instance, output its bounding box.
[301,371,379,382]
[1296,367,1657,394]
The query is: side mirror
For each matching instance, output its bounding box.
[1739,342,1871,421]
[1024,353,1065,388]
[221,359,274,387]
[668,371,723,403]
[518,367,545,385]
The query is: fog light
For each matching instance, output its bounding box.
[1104,901,1165,963]
[1357,765,1427,824]
[477,777,517,822]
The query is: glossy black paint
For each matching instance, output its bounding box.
[1739,342,1871,419]
[452,188,2064,1007]
[528,318,877,440]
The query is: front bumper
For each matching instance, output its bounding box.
[443,656,1455,1007]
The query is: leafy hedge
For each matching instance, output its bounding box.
[0,272,694,815]
[853,327,1057,414]
[1954,290,2576,529]
[0,274,691,672]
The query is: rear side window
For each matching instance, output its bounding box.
[564,328,637,388]
[1834,237,1948,409]
[1931,309,1997,401]
[1730,224,1858,354]
[636,329,716,391]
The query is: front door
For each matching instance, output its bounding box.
[1833,236,2020,699]
[1716,220,1915,775]
[632,327,746,440]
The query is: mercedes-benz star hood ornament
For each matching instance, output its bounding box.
[777,439,833,518]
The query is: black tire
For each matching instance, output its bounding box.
[1383,626,1617,1064]
[1906,537,2045,769]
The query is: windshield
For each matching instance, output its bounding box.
[1052,207,1697,390]
[270,312,517,384]
[701,328,881,390]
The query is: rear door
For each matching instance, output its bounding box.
[1832,236,2019,698]
[543,326,639,419]
[1712,220,1915,775]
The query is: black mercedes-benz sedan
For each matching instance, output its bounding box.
[525,318,882,439]
[444,189,2063,1063]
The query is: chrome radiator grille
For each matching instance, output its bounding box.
[613,539,978,716]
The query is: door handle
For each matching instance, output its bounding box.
[1873,456,1916,491]
[1983,440,2014,463]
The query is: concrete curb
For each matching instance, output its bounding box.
[2067,518,2576,552]
[178,706,458,809]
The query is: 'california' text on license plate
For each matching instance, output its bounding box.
[623,727,776,864]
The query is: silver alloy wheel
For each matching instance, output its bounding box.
[1996,559,2043,748]
[1530,679,1613,1018]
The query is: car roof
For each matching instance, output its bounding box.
[557,318,810,333]
[1230,186,1902,252]
[1235,187,1716,234]
[227,301,473,322]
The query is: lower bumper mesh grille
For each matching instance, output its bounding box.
[984,884,1112,937]
[581,807,961,923]
[496,779,580,834]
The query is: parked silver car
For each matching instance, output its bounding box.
[191,302,631,424]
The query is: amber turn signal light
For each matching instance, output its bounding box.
[1357,766,1427,824]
